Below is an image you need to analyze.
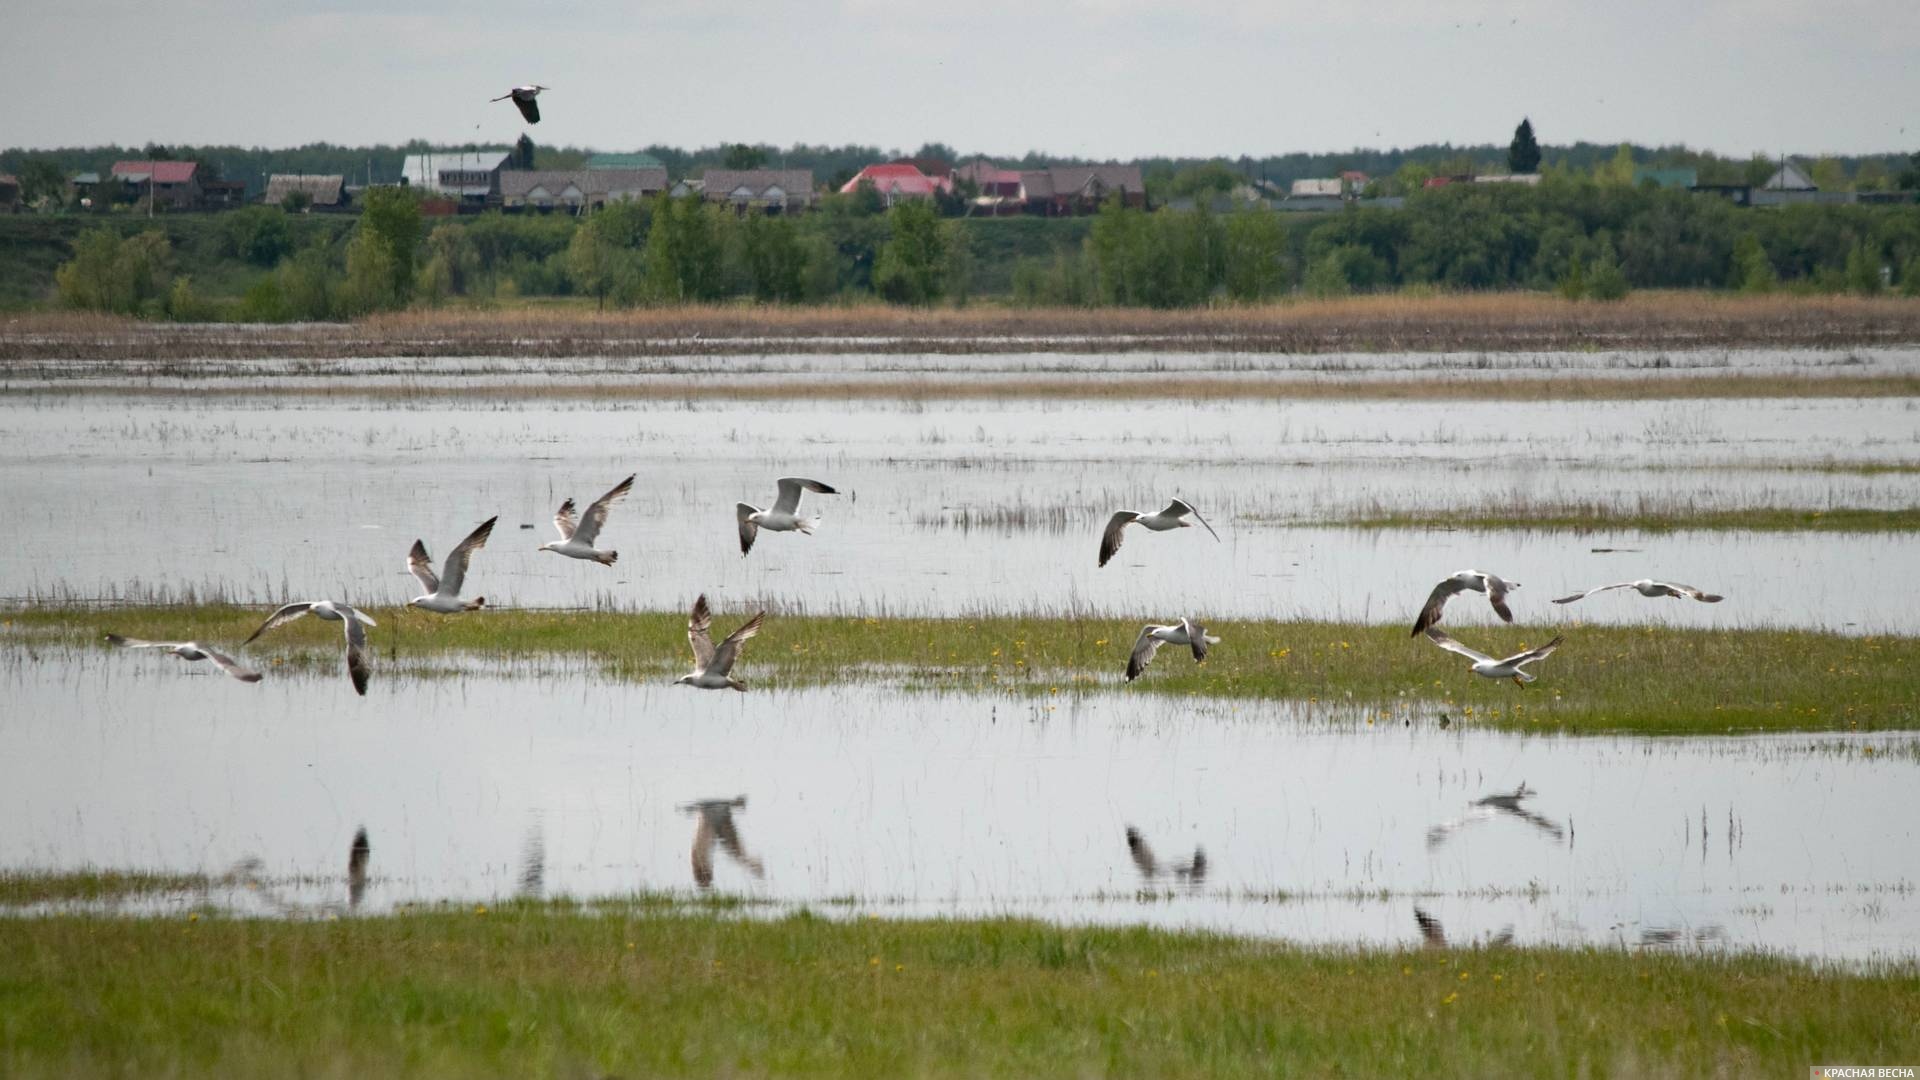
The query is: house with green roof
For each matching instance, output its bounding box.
[585,152,665,171]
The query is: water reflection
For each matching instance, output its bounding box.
[348,827,369,910]
[1124,826,1208,888]
[1414,905,1514,949]
[1426,782,1568,849]
[681,797,765,889]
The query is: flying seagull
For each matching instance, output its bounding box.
[1411,569,1519,636]
[1426,781,1567,848]
[1124,826,1207,885]
[1098,498,1220,568]
[348,827,370,910]
[490,85,547,124]
[242,601,377,696]
[1424,628,1563,688]
[737,477,838,556]
[681,796,765,888]
[1553,579,1723,605]
[408,516,497,613]
[104,633,261,683]
[677,593,766,691]
[1125,618,1219,681]
[540,474,633,566]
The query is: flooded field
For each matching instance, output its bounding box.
[3,655,1916,961]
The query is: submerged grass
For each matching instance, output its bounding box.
[0,869,208,905]
[7,605,1915,735]
[0,901,1915,1077]
[1315,505,1920,533]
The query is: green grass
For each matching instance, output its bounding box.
[0,869,209,905]
[0,901,1914,1077]
[7,605,1915,735]
[1324,506,1920,533]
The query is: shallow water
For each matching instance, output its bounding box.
[3,656,1915,961]
[1,389,1916,630]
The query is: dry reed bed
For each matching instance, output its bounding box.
[6,293,1920,361]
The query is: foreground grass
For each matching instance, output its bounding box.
[7,606,1914,734]
[1,902,1914,1078]
[1326,505,1920,533]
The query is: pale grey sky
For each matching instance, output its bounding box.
[6,0,1915,159]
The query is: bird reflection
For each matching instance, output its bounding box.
[1426,782,1567,848]
[348,827,370,910]
[680,796,764,889]
[1634,924,1727,950]
[1413,905,1514,949]
[517,819,546,899]
[1124,826,1207,887]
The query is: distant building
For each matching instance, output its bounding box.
[840,163,953,205]
[0,174,19,212]
[264,174,350,210]
[499,168,668,211]
[668,178,706,198]
[700,169,815,214]
[1018,164,1147,214]
[109,160,203,210]
[1763,160,1816,191]
[1290,178,1343,197]
[1690,184,1753,207]
[1633,167,1698,190]
[201,179,248,210]
[584,152,666,171]
[1473,173,1543,186]
[399,152,512,206]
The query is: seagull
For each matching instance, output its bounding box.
[1414,905,1515,948]
[1125,826,1207,885]
[407,516,496,613]
[1553,579,1724,605]
[104,633,261,683]
[737,477,838,556]
[676,593,766,691]
[1098,498,1220,567]
[1427,781,1567,847]
[490,84,547,124]
[1423,628,1563,688]
[681,796,765,888]
[348,827,370,910]
[241,601,377,696]
[1411,569,1519,636]
[1125,618,1219,681]
[540,474,633,566]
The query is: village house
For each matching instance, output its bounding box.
[840,163,952,205]
[264,174,351,211]
[201,178,248,210]
[699,169,815,214]
[953,159,1025,214]
[499,168,668,211]
[399,152,511,208]
[1018,164,1147,214]
[109,160,203,210]
[584,152,665,171]
[0,174,20,212]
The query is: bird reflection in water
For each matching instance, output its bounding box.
[1124,826,1207,888]
[680,796,765,889]
[1427,781,1567,849]
[1413,905,1515,949]
[518,818,546,899]
[348,827,370,910]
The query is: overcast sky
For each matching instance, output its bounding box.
[6,0,1915,159]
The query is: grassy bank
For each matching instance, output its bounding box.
[4,291,1920,361]
[7,606,1914,734]
[1,900,1914,1077]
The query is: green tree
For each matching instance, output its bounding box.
[1899,152,1920,191]
[1902,255,1920,297]
[1731,233,1777,293]
[1168,161,1246,199]
[1810,157,1847,192]
[1508,118,1542,174]
[566,201,648,309]
[339,230,402,314]
[1854,160,1891,192]
[419,222,477,302]
[1085,198,1151,305]
[1222,210,1289,300]
[1586,244,1629,300]
[644,195,726,303]
[18,158,66,206]
[355,185,423,299]
[1844,240,1883,295]
[514,134,536,170]
[741,214,808,302]
[1556,253,1587,300]
[221,206,292,267]
[872,199,949,305]
[1597,144,1636,186]
[55,229,174,314]
[723,144,768,170]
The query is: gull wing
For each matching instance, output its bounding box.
[690,813,715,888]
[1501,635,1563,668]
[736,503,760,556]
[687,594,717,670]
[105,633,182,650]
[552,499,578,541]
[1124,826,1159,879]
[1661,581,1723,602]
[773,477,836,514]
[1411,579,1468,636]
[572,474,633,546]
[197,644,263,683]
[407,540,440,595]
[1553,582,1634,604]
[1167,498,1221,542]
[1501,804,1568,843]
[439,516,496,596]
[1125,626,1165,681]
[242,602,315,646]
[1183,619,1211,662]
[1099,511,1139,568]
[1414,906,1448,948]
[1424,628,1496,665]
[1485,574,1517,622]
[709,806,764,876]
[709,611,766,677]
[343,616,371,696]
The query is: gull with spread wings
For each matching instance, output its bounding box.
[104,633,261,683]
[408,516,496,613]
[489,84,548,123]
[677,593,766,691]
[1554,579,1723,605]
[737,477,838,556]
[1125,618,1219,681]
[1411,569,1520,636]
[1098,497,1219,568]
[540,474,633,566]
[241,601,377,696]
[1423,628,1563,687]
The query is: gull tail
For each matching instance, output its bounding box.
[466,597,486,611]
[1514,671,1537,684]
[797,515,823,535]
[598,551,619,567]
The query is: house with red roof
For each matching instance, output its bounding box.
[109,160,203,210]
[839,163,952,205]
